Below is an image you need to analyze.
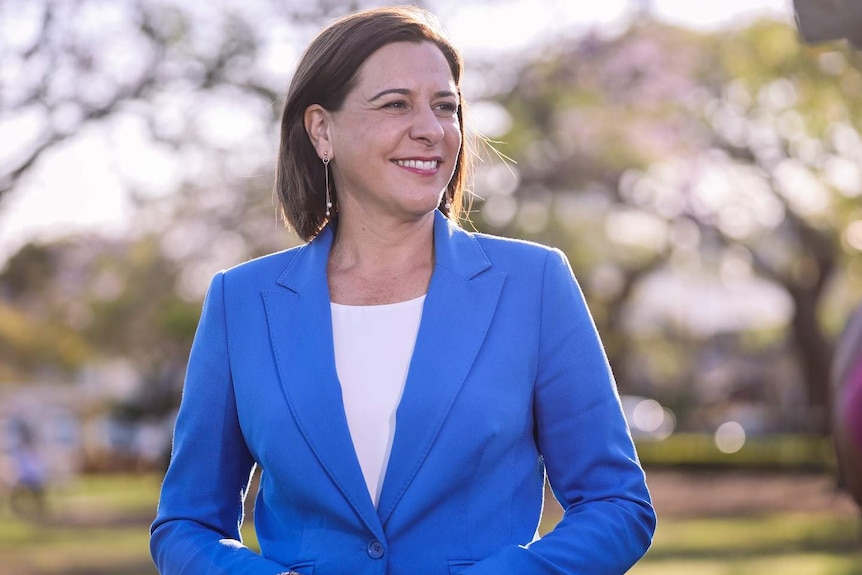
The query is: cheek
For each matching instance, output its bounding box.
[334,112,391,145]
[445,121,462,149]
[364,119,412,149]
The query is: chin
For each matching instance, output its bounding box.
[396,192,445,215]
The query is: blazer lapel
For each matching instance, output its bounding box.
[262,225,384,540]
[376,212,506,525]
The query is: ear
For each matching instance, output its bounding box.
[304,104,332,160]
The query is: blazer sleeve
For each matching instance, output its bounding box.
[463,248,656,575]
[150,272,288,575]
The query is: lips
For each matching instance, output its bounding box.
[394,159,441,170]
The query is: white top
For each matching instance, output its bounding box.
[331,295,425,506]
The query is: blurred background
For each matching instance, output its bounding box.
[1,0,861,573]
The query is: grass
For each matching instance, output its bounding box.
[0,474,161,575]
[0,471,858,575]
[629,513,862,575]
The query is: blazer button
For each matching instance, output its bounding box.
[367,539,385,559]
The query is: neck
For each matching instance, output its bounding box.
[329,211,435,275]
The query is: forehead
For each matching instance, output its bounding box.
[354,41,457,91]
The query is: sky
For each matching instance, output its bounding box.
[443,0,792,55]
[0,0,795,263]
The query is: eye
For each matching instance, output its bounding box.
[434,101,459,115]
[382,100,408,110]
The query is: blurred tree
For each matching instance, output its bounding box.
[82,235,198,370]
[478,18,862,433]
[0,0,410,204]
[0,233,198,389]
[0,300,91,379]
[0,240,98,378]
[473,20,717,397]
[678,21,862,433]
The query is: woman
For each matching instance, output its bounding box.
[832,304,862,507]
[150,6,656,575]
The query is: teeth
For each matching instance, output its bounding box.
[396,159,438,170]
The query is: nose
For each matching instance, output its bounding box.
[409,106,445,146]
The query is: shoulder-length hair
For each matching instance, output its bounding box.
[275,6,473,241]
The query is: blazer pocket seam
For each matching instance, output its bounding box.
[447,558,478,574]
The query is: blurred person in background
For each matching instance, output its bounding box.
[5,420,47,518]
[832,303,862,508]
[149,6,655,575]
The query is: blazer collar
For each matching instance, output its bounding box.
[265,211,504,530]
[275,211,491,291]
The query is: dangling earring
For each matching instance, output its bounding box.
[444,191,452,211]
[323,152,332,217]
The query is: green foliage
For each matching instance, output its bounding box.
[157,297,202,343]
[635,434,836,471]
[0,302,91,377]
[0,243,57,299]
[84,236,197,365]
[0,234,200,384]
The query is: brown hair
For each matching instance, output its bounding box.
[274,6,473,241]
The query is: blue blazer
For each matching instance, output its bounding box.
[150,211,655,575]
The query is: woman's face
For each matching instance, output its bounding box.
[327,41,462,225]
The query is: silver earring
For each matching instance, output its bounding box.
[444,193,452,211]
[323,152,332,217]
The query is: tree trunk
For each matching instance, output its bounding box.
[789,283,834,434]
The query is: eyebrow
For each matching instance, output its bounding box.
[368,88,459,101]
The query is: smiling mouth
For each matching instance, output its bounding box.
[394,159,441,170]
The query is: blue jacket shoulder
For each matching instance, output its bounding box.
[219,243,305,286]
[471,231,565,269]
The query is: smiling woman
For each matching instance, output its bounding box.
[304,41,462,255]
[273,7,470,245]
[149,6,655,575]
